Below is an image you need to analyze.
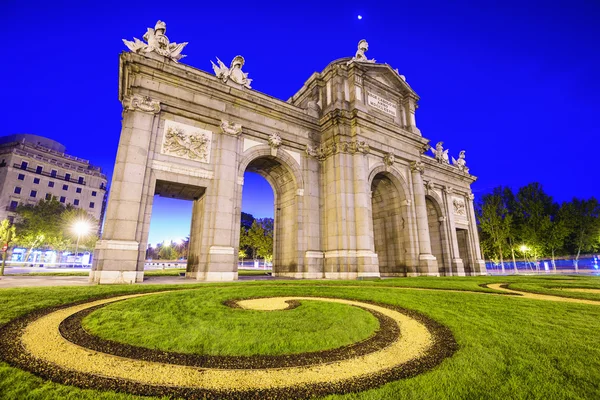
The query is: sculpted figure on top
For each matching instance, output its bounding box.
[211,56,253,89]
[122,20,188,62]
[452,150,469,173]
[431,141,449,164]
[350,39,375,63]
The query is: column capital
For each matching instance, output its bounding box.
[122,94,161,114]
[409,161,425,174]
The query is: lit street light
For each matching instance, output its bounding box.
[73,220,91,263]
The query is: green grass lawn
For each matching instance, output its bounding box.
[0,276,599,399]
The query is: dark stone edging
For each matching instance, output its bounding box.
[0,293,458,400]
[59,298,398,369]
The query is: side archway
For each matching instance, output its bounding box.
[235,145,303,276]
[424,194,451,275]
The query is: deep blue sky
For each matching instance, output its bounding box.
[4,0,599,245]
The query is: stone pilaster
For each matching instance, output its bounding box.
[442,186,466,276]
[90,95,160,284]
[467,192,487,275]
[410,161,438,275]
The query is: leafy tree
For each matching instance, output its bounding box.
[158,244,176,260]
[241,212,255,230]
[477,190,512,273]
[0,219,17,275]
[563,198,600,271]
[61,208,99,252]
[543,203,571,270]
[515,183,553,270]
[245,218,274,266]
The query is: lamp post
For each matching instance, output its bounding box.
[73,220,91,265]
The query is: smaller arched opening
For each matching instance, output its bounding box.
[239,153,299,276]
[425,196,449,275]
[370,171,409,276]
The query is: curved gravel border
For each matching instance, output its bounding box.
[0,292,458,399]
[485,283,600,305]
[59,298,399,369]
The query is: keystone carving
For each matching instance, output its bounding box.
[383,152,395,167]
[268,132,282,149]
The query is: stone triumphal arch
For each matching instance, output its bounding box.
[90,22,486,283]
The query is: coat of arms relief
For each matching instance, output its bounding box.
[161,120,212,163]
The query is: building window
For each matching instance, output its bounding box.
[36,166,43,174]
[92,191,97,197]
[48,181,55,188]
[30,190,37,198]
[33,178,40,184]
[60,196,66,203]
[63,184,68,191]
[17,174,25,181]
[65,173,71,182]
[78,177,84,184]
[14,187,21,194]
[51,170,57,178]
[9,201,18,209]
[89,202,95,209]
[20,161,28,170]
[45,193,52,200]
[74,199,80,206]
[76,187,82,193]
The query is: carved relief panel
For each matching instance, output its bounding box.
[161,120,213,163]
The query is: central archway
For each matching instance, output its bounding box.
[370,171,411,277]
[235,147,303,277]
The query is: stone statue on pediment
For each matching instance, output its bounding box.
[211,55,252,89]
[122,20,188,62]
[452,150,469,173]
[350,39,375,64]
[431,141,449,164]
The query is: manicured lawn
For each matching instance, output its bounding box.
[0,276,599,399]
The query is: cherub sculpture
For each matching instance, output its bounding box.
[431,141,449,164]
[452,150,469,173]
[211,55,252,89]
[122,20,188,62]
[350,39,375,63]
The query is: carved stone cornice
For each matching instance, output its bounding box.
[383,152,395,167]
[409,161,424,174]
[467,193,475,201]
[122,94,160,114]
[219,120,242,136]
[305,140,370,162]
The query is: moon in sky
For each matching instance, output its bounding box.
[358,15,363,20]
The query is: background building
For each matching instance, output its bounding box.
[0,134,107,226]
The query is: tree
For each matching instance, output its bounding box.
[0,219,17,276]
[61,208,99,253]
[245,218,274,266]
[477,189,512,273]
[515,183,554,270]
[158,244,176,260]
[543,203,570,271]
[241,212,255,230]
[563,198,600,272]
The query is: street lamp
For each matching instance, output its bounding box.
[73,220,91,263]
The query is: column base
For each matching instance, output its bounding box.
[274,272,323,279]
[451,258,466,276]
[475,259,488,275]
[89,270,144,284]
[418,254,439,276]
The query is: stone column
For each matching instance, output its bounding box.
[410,161,438,275]
[467,192,487,275]
[403,96,421,135]
[442,186,466,276]
[90,94,160,284]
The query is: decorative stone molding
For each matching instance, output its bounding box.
[211,55,252,89]
[438,216,447,222]
[424,180,435,194]
[443,186,454,194]
[305,140,370,162]
[453,198,466,216]
[152,160,213,179]
[355,75,363,85]
[268,132,282,156]
[220,120,242,136]
[209,246,235,255]
[401,199,412,207]
[467,193,475,201]
[383,152,395,167]
[409,161,425,174]
[162,120,212,163]
[122,94,160,114]
[419,142,431,155]
[122,20,188,63]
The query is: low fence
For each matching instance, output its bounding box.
[486,255,600,274]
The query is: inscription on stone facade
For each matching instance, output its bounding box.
[161,120,212,163]
[367,92,397,117]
